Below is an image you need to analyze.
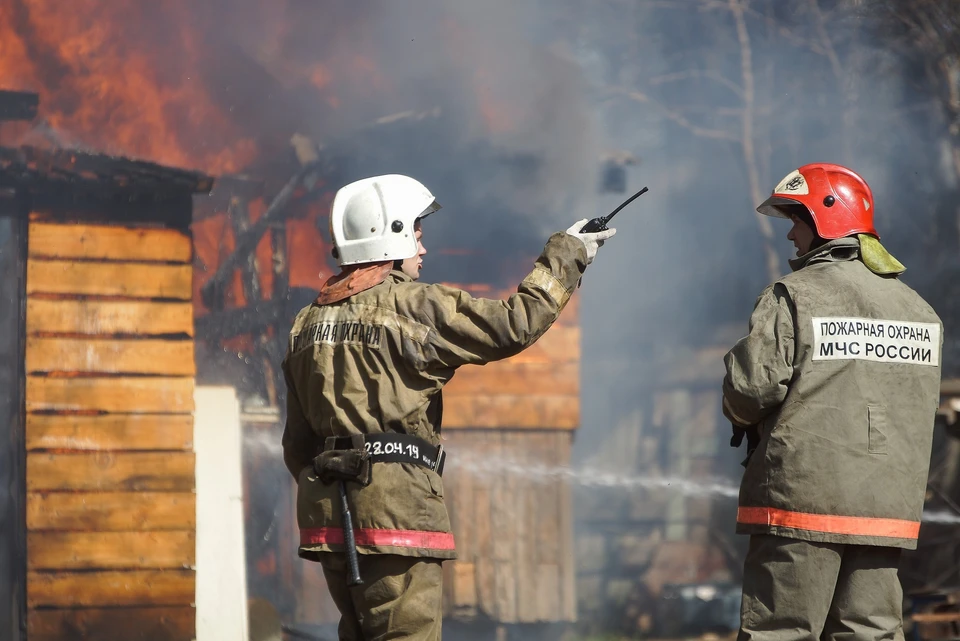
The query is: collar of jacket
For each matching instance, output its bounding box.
[315,261,393,305]
[386,270,414,284]
[788,237,861,272]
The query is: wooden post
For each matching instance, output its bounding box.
[0,191,27,641]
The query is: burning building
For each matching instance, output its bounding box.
[0,1,601,634]
[0,90,588,641]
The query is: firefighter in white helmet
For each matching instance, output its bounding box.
[281,174,614,640]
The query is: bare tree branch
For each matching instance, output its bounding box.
[607,86,741,142]
[729,0,781,282]
[808,0,844,82]
[699,0,831,55]
[648,69,745,99]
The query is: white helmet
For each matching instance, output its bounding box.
[329,174,441,266]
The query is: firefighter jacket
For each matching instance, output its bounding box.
[281,232,587,560]
[723,237,943,549]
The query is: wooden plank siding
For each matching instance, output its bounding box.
[441,430,577,623]
[26,376,195,413]
[442,298,580,430]
[27,260,193,299]
[24,221,196,634]
[28,222,193,262]
[27,570,197,608]
[443,395,579,430]
[27,531,196,570]
[28,607,195,641]
[26,414,194,452]
[26,338,195,376]
[27,492,196,532]
[26,299,194,337]
[435,288,580,623]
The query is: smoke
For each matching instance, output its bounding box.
[561,0,957,482]
[282,0,603,283]
[2,0,602,284]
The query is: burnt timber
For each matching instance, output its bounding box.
[0,145,214,224]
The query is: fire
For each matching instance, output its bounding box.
[0,0,257,174]
[1,1,530,175]
[2,0,544,320]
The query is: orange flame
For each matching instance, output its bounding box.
[0,0,257,173]
[3,0,526,331]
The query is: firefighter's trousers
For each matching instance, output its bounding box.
[319,552,443,641]
[739,534,904,641]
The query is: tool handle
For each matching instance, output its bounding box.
[338,481,364,587]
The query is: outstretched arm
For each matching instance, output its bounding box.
[398,226,612,372]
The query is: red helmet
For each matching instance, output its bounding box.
[757,163,878,239]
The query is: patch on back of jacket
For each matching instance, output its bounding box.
[289,320,383,352]
[812,317,940,366]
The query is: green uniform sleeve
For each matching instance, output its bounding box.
[281,360,320,481]
[722,283,796,427]
[399,232,587,371]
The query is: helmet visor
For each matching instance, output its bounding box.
[757,195,805,219]
[418,199,442,220]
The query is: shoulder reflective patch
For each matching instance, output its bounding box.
[811,316,940,366]
[523,266,571,307]
[773,169,809,196]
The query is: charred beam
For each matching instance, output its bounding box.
[0,90,39,122]
[270,219,289,303]
[200,161,319,310]
[194,174,265,222]
[0,145,214,196]
[230,196,262,305]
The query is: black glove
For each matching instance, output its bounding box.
[730,423,760,467]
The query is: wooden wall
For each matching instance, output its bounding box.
[441,430,577,624]
[24,221,197,640]
[442,296,579,430]
[440,294,580,623]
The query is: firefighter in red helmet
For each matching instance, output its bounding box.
[723,163,943,640]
